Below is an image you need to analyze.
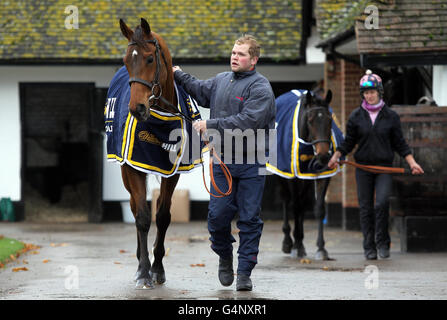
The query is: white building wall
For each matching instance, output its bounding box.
[0,65,120,201]
[306,26,326,64]
[0,80,21,201]
[433,65,447,106]
[0,63,323,202]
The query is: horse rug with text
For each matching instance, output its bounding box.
[266,89,345,180]
[105,66,203,177]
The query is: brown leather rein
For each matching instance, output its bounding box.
[338,160,407,174]
[202,143,233,198]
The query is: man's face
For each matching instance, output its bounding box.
[230,43,258,72]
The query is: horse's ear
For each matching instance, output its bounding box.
[120,19,133,40]
[304,90,313,108]
[141,18,151,36]
[325,90,332,106]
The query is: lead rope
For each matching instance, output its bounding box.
[338,160,407,174]
[201,141,233,198]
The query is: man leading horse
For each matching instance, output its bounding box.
[173,35,276,291]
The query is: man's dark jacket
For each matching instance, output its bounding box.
[174,68,276,163]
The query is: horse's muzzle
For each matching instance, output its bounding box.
[132,103,150,121]
[309,153,331,173]
[317,153,330,165]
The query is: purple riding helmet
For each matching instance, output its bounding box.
[359,69,383,98]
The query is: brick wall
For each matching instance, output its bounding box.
[324,58,342,205]
[324,57,365,229]
[341,59,365,209]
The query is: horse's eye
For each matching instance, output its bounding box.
[146,56,154,64]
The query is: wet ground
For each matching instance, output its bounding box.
[0,220,446,300]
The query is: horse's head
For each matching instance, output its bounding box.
[120,18,173,121]
[300,90,333,168]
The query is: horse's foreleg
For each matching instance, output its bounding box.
[282,200,293,254]
[279,178,293,254]
[130,197,141,262]
[151,174,179,284]
[121,165,153,289]
[314,178,330,260]
[135,197,153,289]
[132,197,142,278]
[292,202,306,258]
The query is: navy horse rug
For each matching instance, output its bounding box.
[267,89,345,180]
[105,66,203,177]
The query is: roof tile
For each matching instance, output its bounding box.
[0,0,303,61]
[355,0,447,53]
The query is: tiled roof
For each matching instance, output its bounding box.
[315,0,370,41]
[0,0,303,62]
[355,0,447,54]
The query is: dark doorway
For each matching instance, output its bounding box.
[20,83,104,222]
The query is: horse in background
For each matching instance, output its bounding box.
[268,89,342,260]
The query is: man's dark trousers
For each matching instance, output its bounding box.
[208,163,265,277]
[355,168,392,252]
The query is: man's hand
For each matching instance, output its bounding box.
[172,66,182,73]
[328,151,342,169]
[193,120,208,141]
[193,120,207,133]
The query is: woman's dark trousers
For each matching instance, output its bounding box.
[355,168,392,254]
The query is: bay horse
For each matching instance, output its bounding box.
[275,90,335,260]
[118,18,181,289]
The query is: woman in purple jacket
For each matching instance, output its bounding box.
[328,70,424,260]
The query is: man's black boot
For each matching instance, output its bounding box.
[236,274,253,291]
[365,249,377,260]
[378,247,390,259]
[218,256,234,286]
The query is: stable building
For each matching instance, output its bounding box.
[0,0,324,222]
[314,0,447,251]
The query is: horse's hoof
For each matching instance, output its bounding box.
[151,271,166,285]
[134,270,150,282]
[314,249,329,261]
[282,241,293,254]
[290,248,297,258]
[135,277,154,290]
[298,247,307,258]
[291,246,307,258]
